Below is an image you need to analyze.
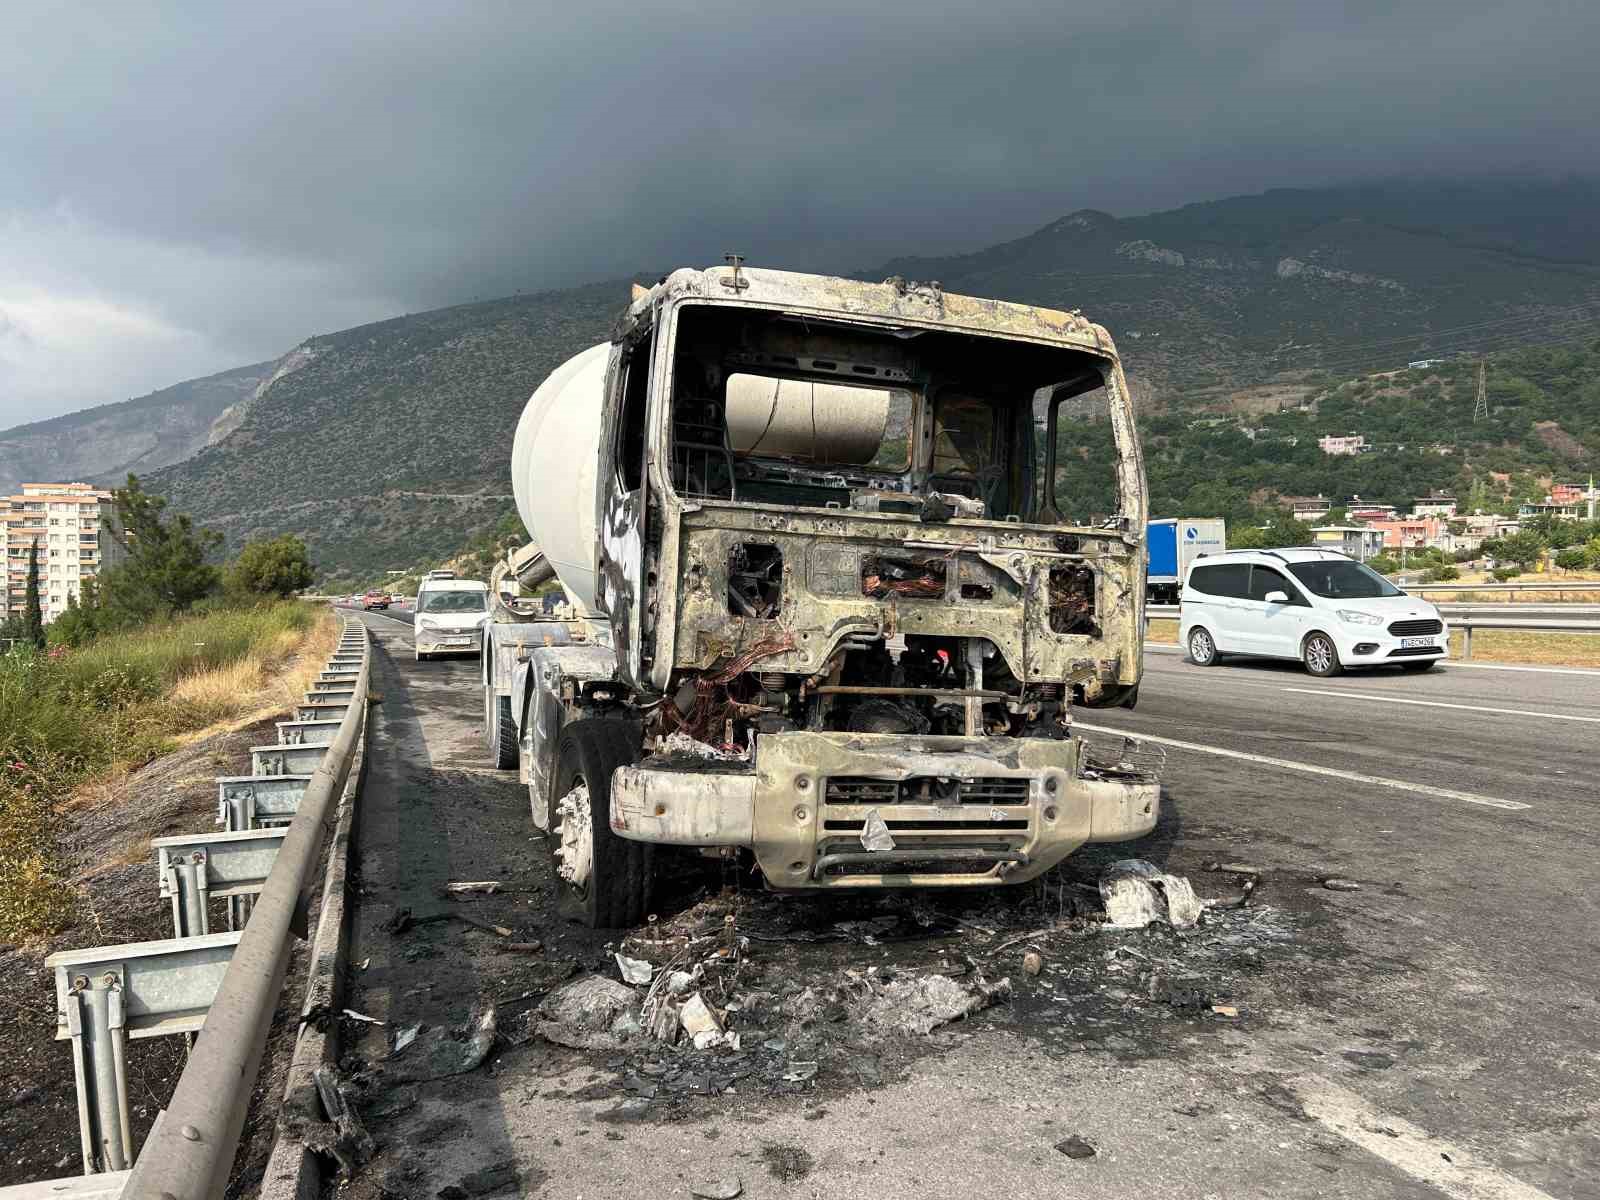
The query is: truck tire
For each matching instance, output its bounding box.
[550,719,649,929]
[489,695,517,769]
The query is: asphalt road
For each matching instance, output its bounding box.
[336,609,1599,1200]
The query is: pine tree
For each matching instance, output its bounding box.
[23,537,45,649]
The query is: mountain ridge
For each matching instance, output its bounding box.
[123,177,1600,579]
[0,360,275,495]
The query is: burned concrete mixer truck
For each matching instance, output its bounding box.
[481,262,1157,927]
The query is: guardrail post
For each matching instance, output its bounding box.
[1462,624,1474,660]
[48,933,242,1175]
[63,973,133,1173]
[162,851,211,937]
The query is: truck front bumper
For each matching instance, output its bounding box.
[611,731,1158,889]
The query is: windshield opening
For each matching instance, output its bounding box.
[668,303,1119,523]
[1033,372,1118,526]
[419,589,487,613]
[1286,559,1403,599]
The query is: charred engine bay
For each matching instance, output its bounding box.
[649,631,1074,747]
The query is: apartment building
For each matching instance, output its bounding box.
[1412,494,1458,518]
[1318,434,1370,456]
[1362,515,1451,552]
[1310,525,1387,561]
[0,482,113,625]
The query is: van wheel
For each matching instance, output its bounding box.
[490,695,518,769]
[415,649,430,663]
[550,720,650,929]
[1303,632,1341,677]
[1187,627,1220,666]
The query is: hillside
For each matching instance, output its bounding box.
[0,361,273,494]
[149,282,629,579]
[876,178,1600,399]
[1069,340,1600,526]
[137,178,1600,577]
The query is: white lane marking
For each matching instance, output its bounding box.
[1438,659,1600,677]
[1072,721,1530,812]
[1283,686,1600,724]
[1290,1075,1558,1200]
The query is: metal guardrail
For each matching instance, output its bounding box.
[1403,581,1600,598]
[118,620,369,1200]
[17,618,370,1198]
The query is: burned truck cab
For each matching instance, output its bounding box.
[563,264,1156,896]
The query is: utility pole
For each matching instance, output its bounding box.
[1473,359,1488,422]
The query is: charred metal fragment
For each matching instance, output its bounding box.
[862,553,948,599]
[1047,564,1099,635]
[727,542,783,618]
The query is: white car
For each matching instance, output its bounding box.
[1179,548,1448,676]
[413,577,490,661]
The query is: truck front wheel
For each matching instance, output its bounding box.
[550,720,650,929]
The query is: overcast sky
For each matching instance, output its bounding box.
[3,0,1597,427]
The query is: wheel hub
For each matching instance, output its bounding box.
[553,782,592,888]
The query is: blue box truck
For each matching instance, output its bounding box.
[1146,518,1226,604]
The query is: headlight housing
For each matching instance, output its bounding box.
[1337,609,1382,626]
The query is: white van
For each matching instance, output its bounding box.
[413,577,490,662]
[1179,548,1448,676]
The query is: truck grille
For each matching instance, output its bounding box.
[1388,618,1443,636]
[824,776,1031,806]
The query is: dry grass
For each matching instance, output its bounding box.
[1449,630,1600,667]
[168,614,339,745]
[1147,618,1179,645]
[1415,568,1600,605]
[1146,617,1599,666]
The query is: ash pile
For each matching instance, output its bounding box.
[515,855,1298,1114]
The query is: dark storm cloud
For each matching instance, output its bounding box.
[3,0,1597,422]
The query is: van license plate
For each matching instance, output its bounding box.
[444,636,472,646]
[1400,637,1433,649]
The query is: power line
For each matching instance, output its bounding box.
[1302,318,1600,380]
[1273,296,1600,363]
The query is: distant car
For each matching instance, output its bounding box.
[362,591,390,610]
[412,577,489,661]
[1180,548,1448,676]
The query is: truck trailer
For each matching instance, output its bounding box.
[1145,517,1226,604]
[482,263,1160,927]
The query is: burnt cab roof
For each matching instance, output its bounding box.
[622,265,1121,360]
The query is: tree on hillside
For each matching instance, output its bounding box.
[224,535,316,599]
[1486,530,1546,570]
[1263,515,1314,547]
[1554,547,1588,573]
[97,476,222,620]
[47,582,101,648]
[23,539,45,649]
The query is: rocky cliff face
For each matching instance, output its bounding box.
[0,361,274,494]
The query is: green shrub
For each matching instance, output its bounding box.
[0,600,317,941]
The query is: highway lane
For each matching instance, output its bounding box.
[333,610,1599,1200]
[1089,650,1598,816]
